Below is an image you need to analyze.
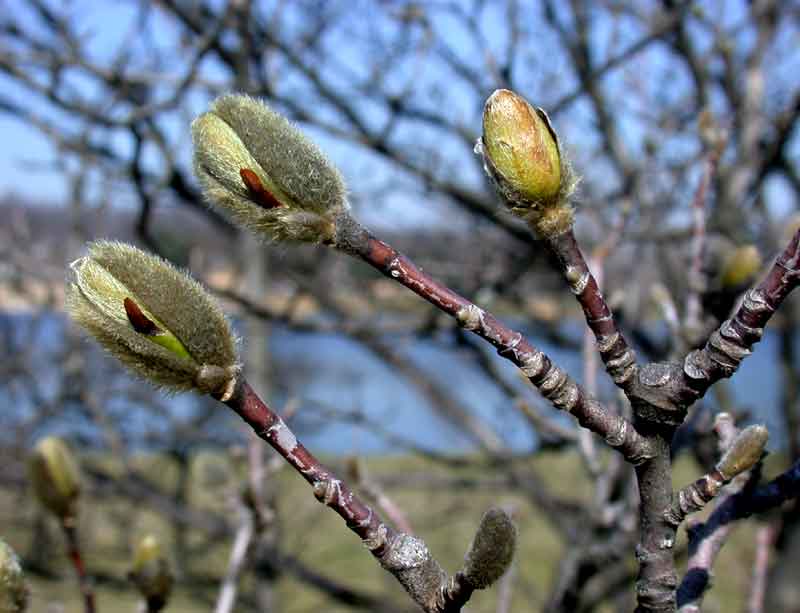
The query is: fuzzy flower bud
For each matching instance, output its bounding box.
[479,89,576,238]
[128,535,173,611]
[66,241,239,399]
[716,424,769,481]
[28,436,81,521]
[719,244,762,290]
[0,540,27,613]
[460,507,516,589]
[192,94,349,243]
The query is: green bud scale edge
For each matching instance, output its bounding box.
[67,241,239,398]
[192,94,349,244]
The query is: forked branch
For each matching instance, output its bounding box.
[335,222,655,466]
[220,379,515,613]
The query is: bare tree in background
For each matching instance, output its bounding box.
[1,1,800,611]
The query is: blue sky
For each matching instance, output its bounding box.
[1,1,797,229]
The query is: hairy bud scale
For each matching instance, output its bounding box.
[67,241,238,397]
[192,94,349,243]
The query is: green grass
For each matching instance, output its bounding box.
[1,450,777,612]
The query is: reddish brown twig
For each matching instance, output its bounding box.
[338,229,653,465]
[62,519,96,613]
[616,229,800,612]
[546,229,638,391]
[220,378,505,613]
[222,380,391,548]
[332,225,800,613]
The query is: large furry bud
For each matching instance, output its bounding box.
[67,241,239,399]
[192,94,349,243]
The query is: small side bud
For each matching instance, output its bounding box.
[0,540,27,613]
[67,241,239,396]
[28,437,81,521]
[716,424,769,480]
[192,94,349,243]
[461,507,516,589]
[479,89,577,238]
[780,214,800,246]
[718,245,762,290]
[128,535,173,612]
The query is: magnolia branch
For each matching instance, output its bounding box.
[336,223,655,465]
[626,229,800,613]
[219,378,514,613]
[546,229,639,391]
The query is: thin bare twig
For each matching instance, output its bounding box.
[347,457,414,535]
[746,522,777,613]
[62,519,96,613]
[339,228,654,465]
[684,125,724,342]
[214,501,255,613]
[220,378,510,613]
[546,229,639,392]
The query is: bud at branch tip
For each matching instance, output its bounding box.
[67,241,239,398]
[192,94,350,244]
[479,89,578,238]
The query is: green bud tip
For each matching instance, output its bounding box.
[28,436,81,521]
[129,535,173,606]
[461,507,517,589]
[192,93,350,244]
[480,89,577,238]
[0,540,27,613]
[719,245,762,289]
[66,241,239,399]
[716,424,769,481]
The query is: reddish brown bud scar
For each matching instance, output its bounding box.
[124,297,161,336]
[240,168,283,209]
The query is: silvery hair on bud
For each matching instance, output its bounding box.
[192,94,349,243]
[67,241,239,396]
[461,507,517,589]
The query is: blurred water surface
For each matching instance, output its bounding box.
[1,311,787,455]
